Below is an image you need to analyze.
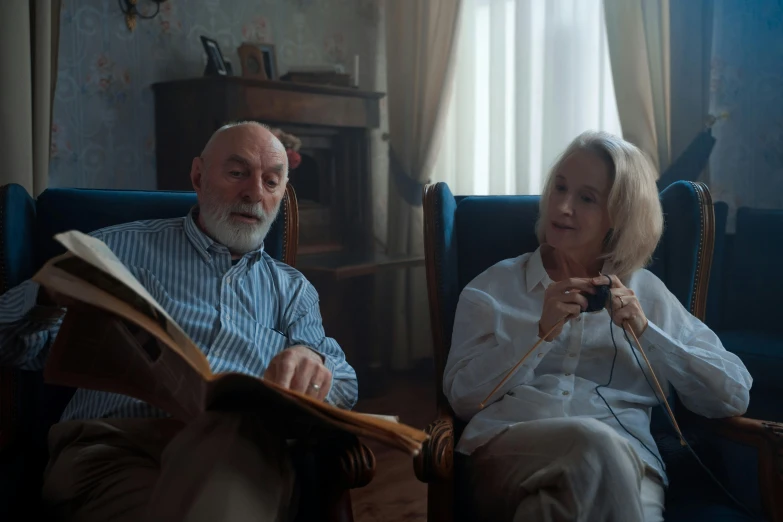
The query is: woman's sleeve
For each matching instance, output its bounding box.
[444,285,552,421]
[640,277,751,418]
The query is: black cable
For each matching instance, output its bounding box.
[593,294,667,472]
[621,326,756,517]
[592,284,755,517]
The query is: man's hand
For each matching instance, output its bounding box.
[263,345,332,401]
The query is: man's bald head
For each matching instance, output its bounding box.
[200,121,287,174]
[189,120,290,256]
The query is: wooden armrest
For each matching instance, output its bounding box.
[698,416,783,522]
[413,409,455,483]
[317,435,376,490]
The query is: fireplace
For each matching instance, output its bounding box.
[153,77,378,259]
[152,77,413,393]
[283,125,342,255]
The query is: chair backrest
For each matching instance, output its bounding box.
[30,184,297,278]
[722,207,783,332]
[423,180,715,413]
[705,201,729,330]
[0,183,298,293]
[0,182,299,452]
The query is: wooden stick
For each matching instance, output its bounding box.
[624,321,686,446]
[480,316,568,409]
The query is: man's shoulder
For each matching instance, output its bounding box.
[260,253,310,286]
[90,217,185,244]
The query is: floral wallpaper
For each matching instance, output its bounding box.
[49,0,383,190]
[708,0,783,228]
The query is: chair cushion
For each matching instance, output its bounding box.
[723,208,783,331]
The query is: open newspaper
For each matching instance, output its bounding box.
[32,231,428,456]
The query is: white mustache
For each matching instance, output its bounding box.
[228,204,268,221]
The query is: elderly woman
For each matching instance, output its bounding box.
[443,131,752,522]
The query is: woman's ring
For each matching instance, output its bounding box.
[618,296,625,308]
[310,383,321,391]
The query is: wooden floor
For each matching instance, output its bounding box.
[351,372,437,522]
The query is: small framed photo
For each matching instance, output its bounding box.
[238,42,279,80]
[257,43,278,80]
[200,35,228,76]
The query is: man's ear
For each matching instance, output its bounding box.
[190,157,204,192]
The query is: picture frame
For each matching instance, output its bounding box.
[238,42,279,80]
[200,35,228,76]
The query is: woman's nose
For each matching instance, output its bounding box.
[557,196,574,215]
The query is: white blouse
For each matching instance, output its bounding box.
[444,247,752,483]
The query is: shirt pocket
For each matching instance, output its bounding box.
[255,325,290,362]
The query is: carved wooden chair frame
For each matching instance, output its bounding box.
[414,181,783,522]
[0,183,375,522]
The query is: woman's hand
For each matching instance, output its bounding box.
[539,278,595,341]
[593,274,648,336]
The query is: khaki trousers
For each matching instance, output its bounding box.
[41,412,296,522]
[468,417,665,522]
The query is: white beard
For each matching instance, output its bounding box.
[199,193,281,254]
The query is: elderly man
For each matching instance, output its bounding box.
[0,121,358,521]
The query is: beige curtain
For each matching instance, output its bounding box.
[0,0,60,196]
[604,0,671,173]
[383,0,462,369]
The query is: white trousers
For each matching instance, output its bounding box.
[468,417,665,522]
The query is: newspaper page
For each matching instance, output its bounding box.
[50,231,212,377]
[45,304,205,420]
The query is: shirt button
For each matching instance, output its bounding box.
[577,317,581,322]
[226,277,232,284]
[537,353,544,358]
[226,313,231,321]
[565,373,572,376]
[562,391,570,396]
[569,353,576,358]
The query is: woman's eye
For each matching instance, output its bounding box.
[229,171,243,178]
[555,184,567,192]
[581,195,595,203]
[266,180,278,188]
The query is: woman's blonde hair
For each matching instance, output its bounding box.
[536,130,663,278]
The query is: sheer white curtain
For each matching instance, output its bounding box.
[431,0,622,196]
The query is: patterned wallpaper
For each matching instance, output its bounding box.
[708,0,783,225]
[49,0,382,190]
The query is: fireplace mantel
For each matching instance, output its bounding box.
[153,77,384,131]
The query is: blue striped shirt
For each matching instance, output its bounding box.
[0,208,358,419]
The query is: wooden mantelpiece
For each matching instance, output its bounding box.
[155,76,383,128]
[152,77,384,191]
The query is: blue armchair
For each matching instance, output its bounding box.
[414,180,783,522]
[706,204,783,422]
[0,183,373,522]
